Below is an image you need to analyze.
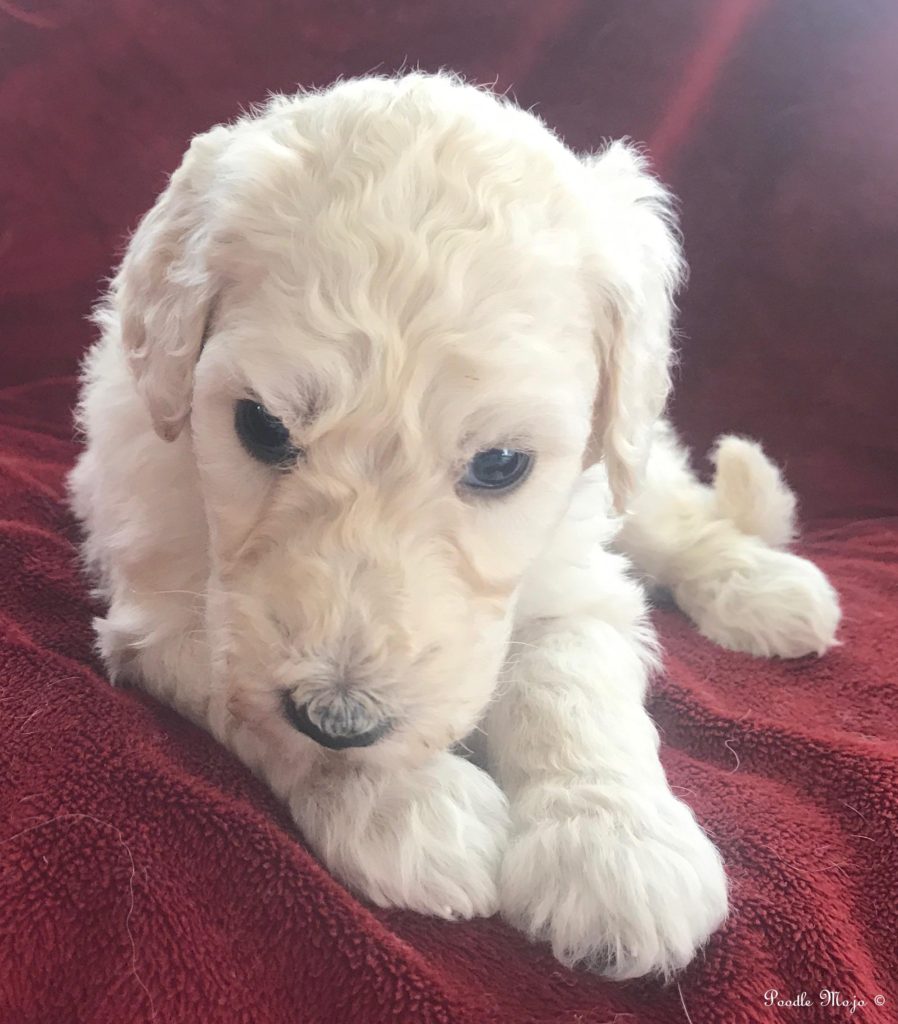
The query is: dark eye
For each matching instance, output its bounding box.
[234,399,300,467]
[460,448,533,493]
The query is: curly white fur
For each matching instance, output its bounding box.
[69,72,840,979]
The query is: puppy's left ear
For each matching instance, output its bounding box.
[581,141,684,513]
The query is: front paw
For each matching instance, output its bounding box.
[500,787,728,979]
[298,752,510,920]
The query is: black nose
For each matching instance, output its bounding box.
[280,690,392,750]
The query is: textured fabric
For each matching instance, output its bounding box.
[2,1,897,1022]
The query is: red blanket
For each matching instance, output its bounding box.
[2,2,897,1022]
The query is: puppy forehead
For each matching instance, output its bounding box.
[217,322,591,453]
[206,78,596,438]
[215,80,589,293]
[230,75,584,208]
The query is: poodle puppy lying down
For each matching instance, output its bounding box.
[70,73,841,979]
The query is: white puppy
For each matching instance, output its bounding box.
[69,73,840,979]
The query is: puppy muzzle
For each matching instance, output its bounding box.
[280,688,393,749]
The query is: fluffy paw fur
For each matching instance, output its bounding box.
[675,546,841,658]
[499,785,728,979]
[295,752,510,920]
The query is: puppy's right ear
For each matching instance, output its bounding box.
[112,126,230,442]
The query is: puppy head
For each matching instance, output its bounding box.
[111,74,681,764]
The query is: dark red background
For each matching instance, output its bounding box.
[1,2,897,1022]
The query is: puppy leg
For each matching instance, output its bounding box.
[616,421,841,657]
[491,513,728,978]
[252,740,510,919]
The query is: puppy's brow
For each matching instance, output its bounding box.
[297,384,326,426]
[256,382,327,430]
